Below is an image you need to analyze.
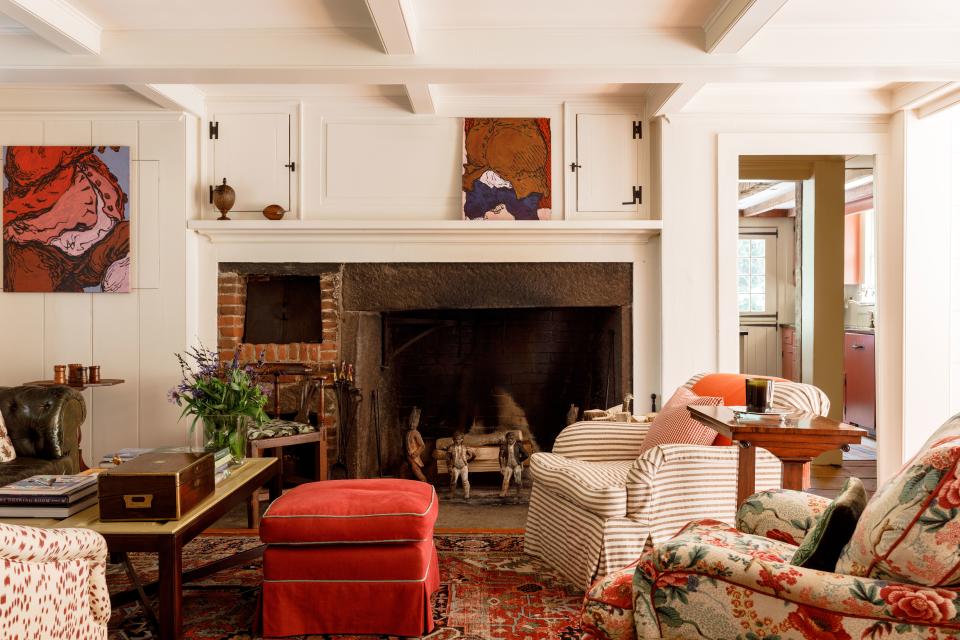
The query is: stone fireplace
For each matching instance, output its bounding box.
[216,261,633,479]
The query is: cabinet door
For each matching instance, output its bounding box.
[575,113,640,213]
[211,113,290,212]
[844,332,875,434]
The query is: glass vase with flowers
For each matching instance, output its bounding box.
[168,346,269,465]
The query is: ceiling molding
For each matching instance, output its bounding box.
[646,82,706,116]
[703,0,788,53]
[404,83,435,114]
[126,83,206,116]
[0,27,958,85]
[890,82,960,111]
[0,0,100,55]
[888,81,960,118]
[364,0,416,54]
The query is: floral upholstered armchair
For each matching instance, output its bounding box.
[581,413,960,640]
[0,523,110,639]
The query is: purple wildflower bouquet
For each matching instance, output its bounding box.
[169,345,269,463]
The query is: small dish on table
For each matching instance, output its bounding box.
[727,405,793,423]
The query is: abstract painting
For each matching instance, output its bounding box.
[3,146,130,292]
[462,118,551,220]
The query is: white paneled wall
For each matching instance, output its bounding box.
[0,114,190,464]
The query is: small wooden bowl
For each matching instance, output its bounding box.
[262,204,286,220]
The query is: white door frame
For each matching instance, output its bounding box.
[717,132,902,482]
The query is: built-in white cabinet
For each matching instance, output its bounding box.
[208,109,296,217]
[564,104,649,218]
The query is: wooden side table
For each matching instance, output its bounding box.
[246,427,328,528]
[687,405,866,505]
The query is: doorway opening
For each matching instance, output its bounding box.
[737,155,878,495]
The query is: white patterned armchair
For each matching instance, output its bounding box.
[0,523,110,639]
[524,373,829,589]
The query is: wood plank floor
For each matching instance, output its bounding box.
[809,439,878,499]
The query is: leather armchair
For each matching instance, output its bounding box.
[0,385,84,485]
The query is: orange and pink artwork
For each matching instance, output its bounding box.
[3,145,130,293]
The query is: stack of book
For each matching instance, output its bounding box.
[0,475,99,518]
[213,448,233,484]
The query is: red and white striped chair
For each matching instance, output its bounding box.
[524,373,829,589]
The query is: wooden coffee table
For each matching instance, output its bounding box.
[687,405,866,505]
[0,457,278,640]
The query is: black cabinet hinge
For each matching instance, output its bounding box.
[621,186,642,206]
[208,185,213,204]
[209,121,219,140]
[284,161,296,172]
[632,120,642,139]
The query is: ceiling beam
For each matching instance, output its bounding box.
[0,27,959,85]
[126,83,205,117]
[703,0,788,53]
[743,190,794,216]
[646,82,706,117]
[890,81,960,113]
[0,0,100,55]
[404,83,435,114]
[364,0,416,55]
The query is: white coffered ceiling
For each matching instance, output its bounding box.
[0,0,956,114]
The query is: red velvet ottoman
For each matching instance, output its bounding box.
[260,479,440,638]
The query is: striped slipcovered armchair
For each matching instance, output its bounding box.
[524,373,829,589]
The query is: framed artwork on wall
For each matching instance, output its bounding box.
[3,145,131,293]
[462,118,551,220]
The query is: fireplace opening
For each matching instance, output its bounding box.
[243,275,324,344]
[379,305,625,456]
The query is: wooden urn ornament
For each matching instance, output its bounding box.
[212,178,236,221]
[262,204,285,220]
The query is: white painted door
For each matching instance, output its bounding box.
[738,231,780,375]
[575,114,640,213]
[211,112,290,212]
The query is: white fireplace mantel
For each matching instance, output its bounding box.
[188,217,663,404]
[187,219,662,244]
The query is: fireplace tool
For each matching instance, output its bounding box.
[330,379,361,480]
[372,389,383,478]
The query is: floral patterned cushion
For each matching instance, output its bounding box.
[837,432,960,585]
[633,519,960,639]
[581,562,638,640]
[0,411,16,462]
[736,488,831,545]
[248,419,317,441]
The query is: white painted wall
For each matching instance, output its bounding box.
[0,92,920,481]
[0,113,192,463]
[658,114,904,479]
[901,105,960,456]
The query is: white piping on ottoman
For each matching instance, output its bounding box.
[262,488,436,519]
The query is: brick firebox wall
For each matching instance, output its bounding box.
[217,269,341,460]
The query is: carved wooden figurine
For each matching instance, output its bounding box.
[446,431,476,500]
[404,407,427,482]
[498,431,529,497]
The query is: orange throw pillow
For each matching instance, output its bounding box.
[639,387,723,455]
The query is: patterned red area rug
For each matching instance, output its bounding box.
[106,533,584,639]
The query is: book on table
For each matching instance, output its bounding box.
[0,494,99,518]
[0,474,100,517]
